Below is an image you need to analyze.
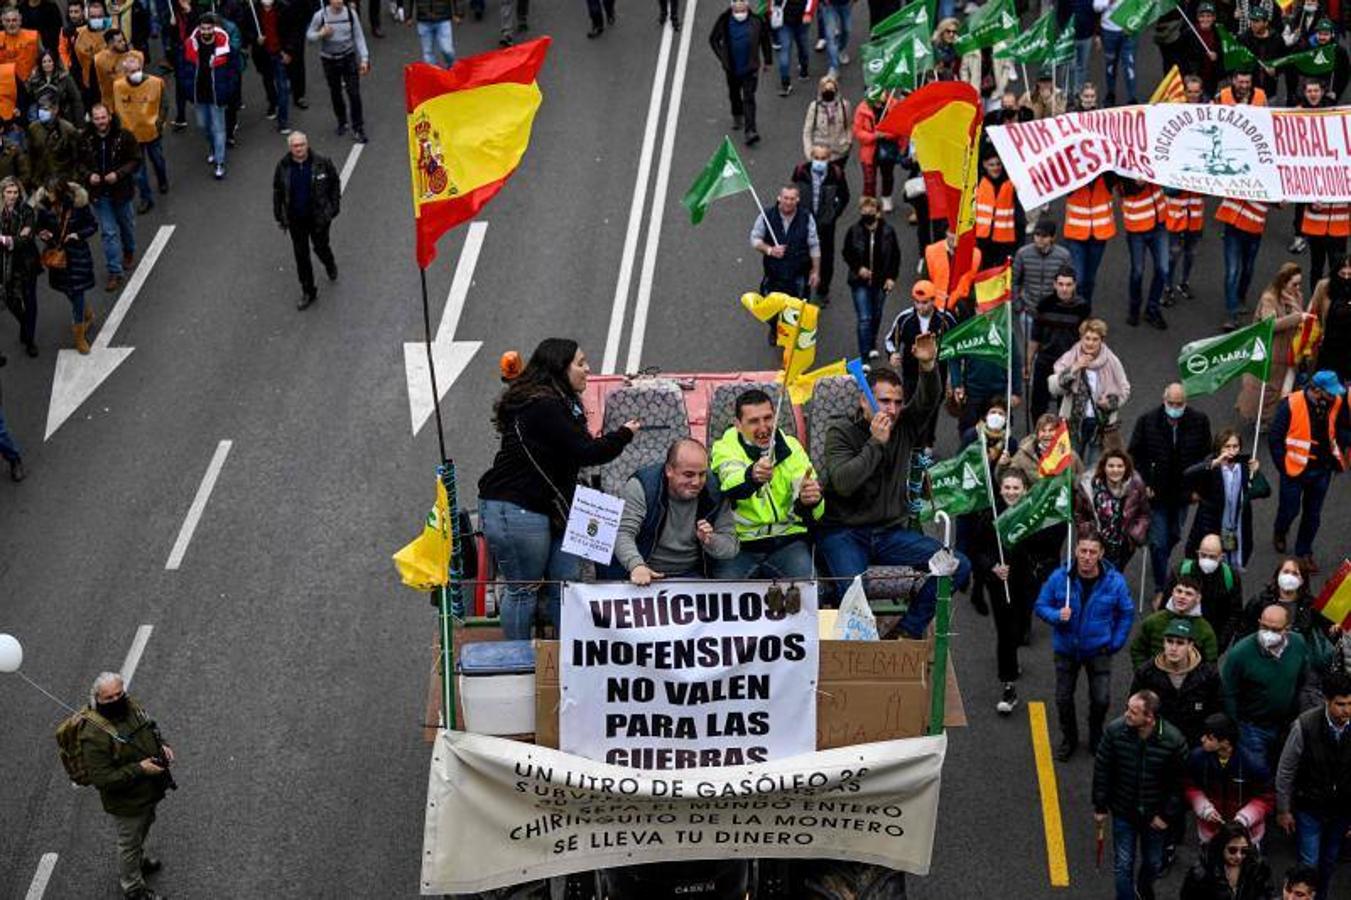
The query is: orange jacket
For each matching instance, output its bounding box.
[853,101,883,167]
[1064,177,1116,241]
[1121,183,1165,233]
[924,240,983,311]
[0,29,40,81]
[1300,203,1351,238]
[975,177,1017,243]
[1165,192,1205,233]
[1281,390,1345,477]
[1216,86,1268,106]
[1215,198,1268,235]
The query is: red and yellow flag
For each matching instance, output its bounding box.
[404,38,550,268]
[972,261,1012,313]
[875,81,983,299]
[1315,559,1351,630]
[1038,420,1074,477]
[1150,65,1185,104]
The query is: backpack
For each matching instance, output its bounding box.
[55,702,137,786]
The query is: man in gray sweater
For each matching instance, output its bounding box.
[817,334,971,638]
[307,0,370,143]
[607,439,738,585]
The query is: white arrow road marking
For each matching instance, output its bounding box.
[25,853,58,900]
[45,225,175,441]
[404,220,486,436]
[166,440,232,571]
[340,144,363,194]
[120,625,154,687]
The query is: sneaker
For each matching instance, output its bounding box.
[867,349,880,361]
[881,196,894,213]
[1178,282,1195,299]
[815,37,826,51]
[279,126,293,136]
[779,82,792,97]
[1054,739,1077,762]
[297,290,316,310]
[1161,287,1176,307]
[1299,553,1319,573]
[105,273,124,292]
[772,40,781,50]
[996,684,1018,715]
[353,129,368,144]
[213,164,225,180]
[136,199,153,214]
[799,67,811,80]
[1289,236,1308,254]
[206,153,215,164]
[294,97,309,109]
[1221,317,1239,332]
[1145,311,1168,330]
[840,51,850,65]
[732,114,744,130]
[826,67,838,80]
[265,105,277,120]
[170,118,187,131]
[141,856,162,875]
[226,135,238,148]
[744,129,760,146]
[336,123,348,136]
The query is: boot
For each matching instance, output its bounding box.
[72,322,90,354]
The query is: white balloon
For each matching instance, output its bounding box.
[0,633,23,673]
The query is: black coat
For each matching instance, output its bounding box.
[1130,656,1223,746]
[0,201,39,289]
[33,185,98,295]
[77,119,141,205]
[708,9,772,77]
[1179,851,1275,900]
[272,151,341,229]
[1183,453,1268,569]
[791,161,849,229]
[842,218,901,289]
[1092,715,1188,825]
[1128,404,1212,500]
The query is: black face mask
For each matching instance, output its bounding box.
[97,696,130,720]
[821,90,837,102]
[860,213,877,224]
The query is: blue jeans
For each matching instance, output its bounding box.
[1147,502,1187,594]
[195,103,227,166]
[480,498,581,640]
[817,524,971,638]
[92,196,135,276]
[711,537,814,579]
[1126,227,1170,317]
[822,1,851,73]
[65,288,86,324]
[1101,30,1137,103]
[0,406,20,462]
[267,50,292,127]
[1066,238,1106,305]
[1072,37,1094,98]
[417,18,455,67]
[1112,816,1166,900]
[1275,467,1333,557]
[851,284,885,358]
[1295,809,1350,899]
[1169,230,1201,287]
[775,22,810,85]
[1223,225,1261,318]
[1238,721,1280,771]
[135,139,168,205]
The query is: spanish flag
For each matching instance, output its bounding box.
[1038,420,1074,477]
[972,261,1012,313]
[1315,559,1351,631]
[405,38,550,268]
[1150,65,1185,104]
[875,81,983,299]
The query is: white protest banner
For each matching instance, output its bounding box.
[560,485,625,565]
[420,730,947,894]
[560,580,819,769]
[987,104,1351,207]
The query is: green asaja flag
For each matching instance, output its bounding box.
[681,137,752,225]
[995,9,1056,63]
[871,0,934,39]
[996,469,1074,547]
[1176,317,1276,396]
[862,24,934,90]
[1108,0,1177,34]
[919,439,991,522]
[1034,21,1075,65]
[1217,26,1258,71]
[1274,44,1336,76]
[938,302,1011,364]
[955,0,1019,56]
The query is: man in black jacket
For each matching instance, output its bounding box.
[1168,535,1245,649]
[709,0,771,145]
[80,104,140,292]
[272,130,340,309]
[791,144,849,301]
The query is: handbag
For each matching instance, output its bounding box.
[39,210,68,270]
[514,419,572,533]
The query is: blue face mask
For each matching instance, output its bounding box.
[1165,405,1184,419]
[811,159,827,174]
[36,108,52,124]
[88,16,106,28]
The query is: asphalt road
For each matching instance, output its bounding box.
[0,2,1347,898]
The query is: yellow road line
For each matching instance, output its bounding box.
[1028,701,1070,887]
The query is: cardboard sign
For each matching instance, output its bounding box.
[560,485,625,564]
[559,580,819,769]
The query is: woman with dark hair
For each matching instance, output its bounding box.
[1184,428,1269,570]
[1310,253,1351,384]
[1073,447,1150,572]
[477,339,641,639]
[33,177,97,353]
[26,48,83,124]
[1179,821,1275,900]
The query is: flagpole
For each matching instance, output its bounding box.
[1177,7,1206,46]
[747,181,781,246]
[980,433,1014,607]
[1006,301,1014,430]
[1251,384,1266,459]
[1020,62,1030,103]
[1064,498,1073,610]
[420,268,449,464]
[769,310,806,454]
[1137,551,1148,613]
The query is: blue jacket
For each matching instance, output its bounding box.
[1034,560,1134,660]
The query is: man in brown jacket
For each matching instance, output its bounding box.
[111,54,166,213]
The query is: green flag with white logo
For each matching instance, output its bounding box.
[1217,26,1258,72]
[871,0,934,39]
[681,136,753,225]
[955,0,1019,56]
[861,22,934,90]
[938,302,1011,364]
[1108,0,1177,34]
[996,469,1074,547]
[995,9,1056,62]
[919,439,991,522]
[1176,317,1276,396]
[1034,21,1075,65]
[1273,44,1337,76]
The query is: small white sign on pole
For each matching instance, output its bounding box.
[560,485,625,565]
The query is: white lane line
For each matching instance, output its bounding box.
[120,625,154,688]
[25,853,58,900]
[625,0,698,373]
[95,225,174,352]
[437,220,487,339]
[340,144,364,194]
[165,440,233,571]
[601,21,675,374]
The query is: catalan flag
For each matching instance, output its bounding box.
[405,38,550,268]
[1150,65,1185,104]
[1314,559,1351,631]
[1038,419,1074,477]
[972,261,1012,313]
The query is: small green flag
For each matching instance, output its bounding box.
[919,439,991,522]
[996,9,1056,63]
[1034,21,1075,65]
[871,0,934,39]
[1108,0,1177,34]
[681,137,753,225]
[996,469,1074,547]
[938,302,1012,364]
[861,24,934,90]
[1176,317,1276,396]
[1217,26,1259,71]
[1273,44,1336,76]
[955,0,1019,56]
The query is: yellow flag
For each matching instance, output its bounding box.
[740,291,819,389]
[788,358,849,404]
[393,478,453,590]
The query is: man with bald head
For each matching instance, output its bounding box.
[605,439,739,585]
[1222,603,1314,769]
[1168,533,1245,650]
[1129,382,1212,603]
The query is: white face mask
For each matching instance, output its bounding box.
[1197,557,1220,575]
[127,70,144,84]
[731,9,749,19]
[1277,572,1303,592]
[985,411,1007,431]
[1258,629,1287,651]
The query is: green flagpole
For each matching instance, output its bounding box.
[928,510,954,736]
[438,461,467,730]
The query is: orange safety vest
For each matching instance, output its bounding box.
[974,177,1018,243]
[0,29,40,81]
[1300,203,1351,238]
[1283,390,1346,476]
[924,240,983,311]
[1121,183,1165,233]
[1063,178,1116,241]
[0,63,16,121]
[1215,198,1269,234]
[1216,86,1269,106]
[1165,192,1205,233]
